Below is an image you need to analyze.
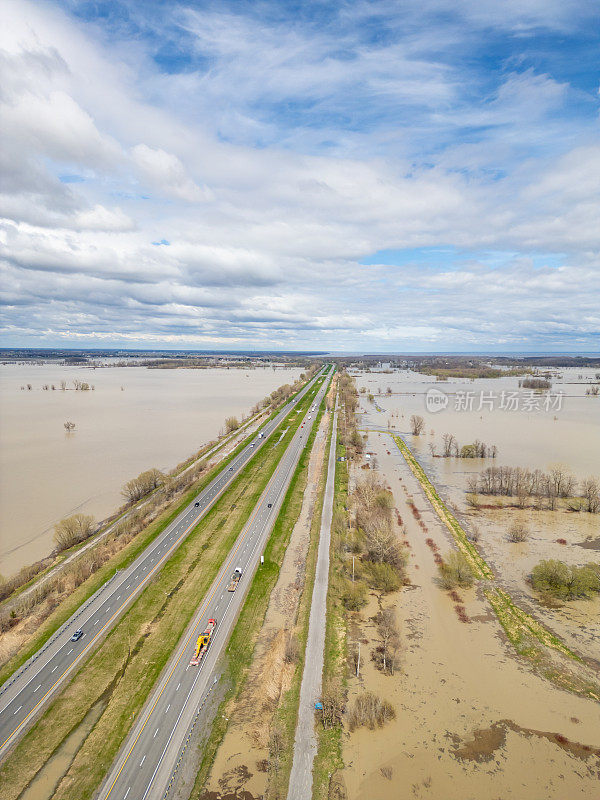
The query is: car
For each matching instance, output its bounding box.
[195,501,200,507]
[229,466,234,470]
[267,503,272,508]
[71,629,83,642]
[250,443,254,447]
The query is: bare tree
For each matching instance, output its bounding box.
[581,477,600,514]
[410,414,425,435]
[54,514,95,551]
[442,433,456,457]
[224,415,240,433]
[64,421,76,432]
[375,606,401,675]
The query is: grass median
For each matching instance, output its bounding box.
[188,388,332,799]
[0,387,317,800]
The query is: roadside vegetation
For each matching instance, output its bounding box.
[0,381,321,800]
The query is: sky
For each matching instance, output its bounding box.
[0,0,599,353]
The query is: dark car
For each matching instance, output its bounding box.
[229,466,234,470]
[71,629,83,642]
[195,501,200,507]
[267,503,272,508]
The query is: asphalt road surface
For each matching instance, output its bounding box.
[97,369,333,800]
[287,401,337,800]
[0,368,327,761]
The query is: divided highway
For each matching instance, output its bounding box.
[98,369,333,800]
[0,368,326,761]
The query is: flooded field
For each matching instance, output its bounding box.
[355,367,600,486]
[355,368,600,660]
[342,432,600,800]
[0,364,301,576]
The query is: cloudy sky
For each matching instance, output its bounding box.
[1,0,598,352]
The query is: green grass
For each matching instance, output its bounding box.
[188,381,333,799]
[0,380,317,687]
[0,387,319,800]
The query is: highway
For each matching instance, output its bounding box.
[98,369,333,800]
[0,368,326,761]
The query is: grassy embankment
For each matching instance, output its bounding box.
[312,430,348,799]
[0,385,320,800]
[392,434,600,701]
[188,384,332,799]
[0,378,317,687]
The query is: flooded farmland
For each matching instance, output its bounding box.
[0,364,301,576]
[340,369,600,800]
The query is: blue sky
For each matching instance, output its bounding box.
[0,0,598,352]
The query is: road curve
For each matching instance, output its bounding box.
[97,369,333,800]
[0,368,326,761]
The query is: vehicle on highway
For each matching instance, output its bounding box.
[195,501,200,507]
[190,619,216,666]
[227,567,243,592]
[70,629,83,641]
[229,466,234,470]
[267,502,272,508]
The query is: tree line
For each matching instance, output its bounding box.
[469,465,600,512]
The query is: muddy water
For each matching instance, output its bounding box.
[356,367,600,482]
[356,370,600,660]
[0,365,301,576]
[18,700,105,800]
[342,432,600,800]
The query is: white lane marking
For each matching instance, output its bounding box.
[13,705,22,714]
[94,619,99,625]
[51,665,58,673]
[67,648,73,655]
[176,683,180,691]
[124,788,130,799]
[33,684,41,693]
[140,754,146,767]
[153,728,159,738]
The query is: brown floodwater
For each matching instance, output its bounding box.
[18,699,105,800]
[355,367,600,484]
[0,364,301,576]
[342,432,600,800]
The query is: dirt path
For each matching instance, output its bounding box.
[342,430,600,800]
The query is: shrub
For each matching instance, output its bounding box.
[367,562,402,593]
[531,559,600,599]
[342,580,368,610]
[438,552,475,589]
[53,513,96,551]
[508,520,529,542]
[348,692,396,731]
